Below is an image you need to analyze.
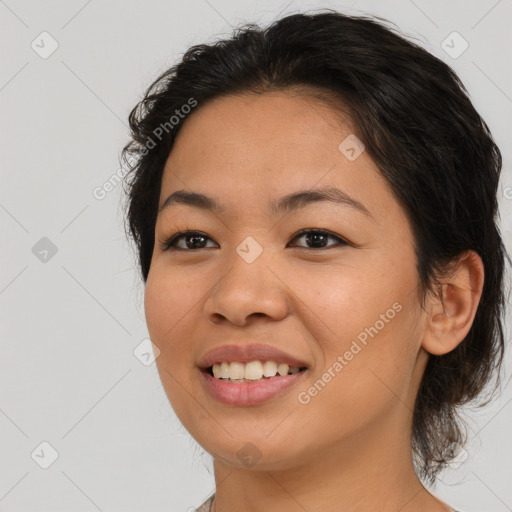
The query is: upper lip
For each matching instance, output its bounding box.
[198,343,309,369]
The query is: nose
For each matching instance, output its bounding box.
[205,251,290,327]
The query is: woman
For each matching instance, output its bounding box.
[121,9,508,512]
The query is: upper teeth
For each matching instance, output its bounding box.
[211,361,301,380]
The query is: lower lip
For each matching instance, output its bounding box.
[199,369,307,406]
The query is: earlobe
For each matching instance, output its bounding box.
[421,251,485,356]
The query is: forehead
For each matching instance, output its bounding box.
[158,90,397,224]
[172,89,352,154]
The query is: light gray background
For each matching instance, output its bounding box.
[1,1,511,511]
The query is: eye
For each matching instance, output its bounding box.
[161,229,348,252]
[287,229,348,250]
[160,231,218,251]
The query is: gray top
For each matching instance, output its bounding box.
[193,495,461,511]
[195,495,214,512]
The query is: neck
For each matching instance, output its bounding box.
[210,405,451,512]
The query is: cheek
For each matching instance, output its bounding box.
[302,260,420,415]
[294,308,420,452]
[145,263,192,339]
[144,266,196,366]
[144,275,171,347]
[144,268,200,417]
[304,260,410,350]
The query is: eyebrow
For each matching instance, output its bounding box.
[159,186,373,218]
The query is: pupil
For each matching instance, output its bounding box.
[187,235,206,249]
[307,232,327,248]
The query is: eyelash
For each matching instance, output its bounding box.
[160,229,349,252]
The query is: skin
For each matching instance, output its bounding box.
[144,89,484,512]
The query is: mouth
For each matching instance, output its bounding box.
[202,360,308,383]
[197,343,309,406]
[199,361,308,406]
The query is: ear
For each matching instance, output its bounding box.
[421,250,485,356]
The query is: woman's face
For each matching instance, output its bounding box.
[144,90,430,470]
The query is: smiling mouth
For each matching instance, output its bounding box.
[204,360,308,383]
[200,358,309,406]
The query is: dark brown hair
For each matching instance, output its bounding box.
[121,9,510,485]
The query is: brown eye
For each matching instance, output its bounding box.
[161,231,218,251]
[161,228,349,252]
[288,229,348,249]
